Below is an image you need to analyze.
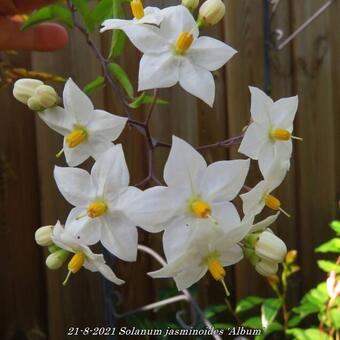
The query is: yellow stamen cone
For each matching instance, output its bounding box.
[175,32,194,54]
[130,0,144,19]
[265,194,291,217]
[270,129,291,141]
[208,258,225,281]
[191,200,212,218]
[66,128,87,148]
[87,200,108,218]
[63,252,85,286]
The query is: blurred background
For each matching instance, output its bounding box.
[0,0,339,339]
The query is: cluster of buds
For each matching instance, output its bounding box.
[13,78,60,111]
[243,230,287,277]
[35,225,70,270]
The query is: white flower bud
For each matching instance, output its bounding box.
[34,85,59,108]
[255,259,279,277]
[35,225,53,247]
[13,78,43,105]
[182,0,199,11]
[46,249,70,270]
[27,95,44,111]
[255,231,287,263]
[198,0,226,26]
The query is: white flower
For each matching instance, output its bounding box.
[255,259,278,277]
[239,86,299,177]
[198,0,226,26]
[110,5,236,107]
[38,78,127,166]
[128,136,249,260]
[240,159,289,217]
[255,230,287,263]
[54,145,141,262]
[13,78,43,104]
[149,220,250,290]
[51,221,124,285]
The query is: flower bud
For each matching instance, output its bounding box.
[34,85,59,108]
[27,95,44,111]
[198,0,225,26]
[255,259,278,277]
[255,231,287,263]
[182,0,199,11]
[35,225,54,247]
[46,249,70,270]
[285,250,297,264]
[13,78,43,104]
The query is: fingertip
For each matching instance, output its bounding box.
[33,23,69,52]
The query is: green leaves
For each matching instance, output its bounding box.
[109,0,127,58]
[22,5,73,30]
[129,92,168,109]
[315,238,340,253]
[236,296,263,314]
[317,260,340,273]
[330,220,340,235]
[261,298,282,329]
[108,63,134,98]
[83,76,105,94]
[204,304,227,319]
[287,328,332,340]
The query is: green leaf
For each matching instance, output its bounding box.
[318,260,340,273]
[212,323,234,330]
[330,220,340,235]
[22,5,72,30]
[109,0,126,58]
[287,314,303,327]
[92,0,113,25]
[255,321,283,340]
[330,308,340,328]
[108,63,134,98]
[315,238,340,253]
[204,304,227,319]
[83,76,105,94]
[71,0,95,32]
[242,316,262,329]
[261,298,282,329]
[287,328,331,340]
[236,296,264,314]
[292,303,320,319]
[129,92,168,109]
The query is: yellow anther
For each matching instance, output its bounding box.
[68,252,85,274]
[66,128,88,148]
[191,200,212,218]
[208,258,225,281]
[87,200,108,218]
[175,32,194,54]
[264,194,281,210]
[130,0,144,19]
[270,129,291,141]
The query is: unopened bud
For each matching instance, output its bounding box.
[182,0,199,11]
[198,0,225,26]
[255,259,278,277]
[35,225,54,247]
[285,250,297,264]
[13,78,43,104]
[34,85,59,108]
[255,231,287,263]
[46,249,70,270]
[27,95,44,111]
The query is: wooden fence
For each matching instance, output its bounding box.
[1,0,339,339]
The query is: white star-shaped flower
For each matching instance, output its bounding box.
[106,5,236,107]
[239,86,300,177]
[241,159,290,217]
[149,219,250,291]
[128,135,250,260]
[38,78,127,166]
[51,221,124,285]
[54,145,141,262]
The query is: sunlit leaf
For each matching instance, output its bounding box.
[315,238,340,253]
[83,76,105,94]
[261,298,282,329]
[317,260,340,273]
[108,63,134,98]
[236,296,264,314]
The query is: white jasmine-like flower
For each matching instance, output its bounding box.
[239,86,300,177]
[149,220,250,291]
[51,221,124,285]
[198,0,226,26]
[254,230,287,263]
[35,225,54,247]
[54,145,141,262]
[241,159,290,217]
[13,78,43,104]
[110,5,236,107]
[255,259,278,277]
[38,78,127,166]
[128,136,249,260]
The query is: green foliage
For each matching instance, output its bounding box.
[261,298,282,329]
[22,5,73,30]
[83,76,105,94]
[236,296,263,313]
[317,260,340,273]
[109,0,127,58]
[287,328,332,340]
[315,238,340,253]
[108,63,134,98]
[129,92,168,109]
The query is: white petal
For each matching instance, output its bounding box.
[211,201,241,230]
[271,95,298,130]
[63,78,94,125]
[238,123,269,159]
[91,145,129,196]
[113,186,142,212]
[63,138,91,166]
[38,107,74,136]
[54,166,95,206]
[164,135,207,189]
[159,5,198,42]
[218,244,244,266]
[179,58,215,107]
[101,215,138,262]
[89,110,127,141]
[258,141,276,178]
[126,186,185,233]
[188,36,237,71]
[139,7,163,25]
[138,52,179,91]
[86,136,114,160]
[249,86,273,124]
[174,266,206,291]
[200,159,250,202]
[250,213,280,233]
[240,181,266,216]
